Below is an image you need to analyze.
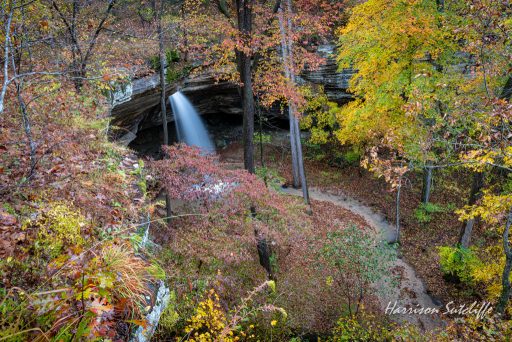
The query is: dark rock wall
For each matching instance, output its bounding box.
[111,45,354,145]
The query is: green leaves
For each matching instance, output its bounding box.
[318,225,397,296]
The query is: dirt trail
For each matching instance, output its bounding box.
[281,186,445,332]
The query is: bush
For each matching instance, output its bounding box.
[343,149,361,165]
[329,311,427,341]
[438,245,481,283]
[318,225,397,316]
[414,202,445,224]
[33,202,87,258]
[157,291,179,336]
[256,166,285,191]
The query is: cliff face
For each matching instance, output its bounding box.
[111,45,354,145]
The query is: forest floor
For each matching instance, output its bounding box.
[219,134,486,320]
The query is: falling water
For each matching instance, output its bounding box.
[170,91,215,153]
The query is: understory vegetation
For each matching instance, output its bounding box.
[1,0,512,341]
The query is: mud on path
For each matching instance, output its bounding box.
[281,186,446,332]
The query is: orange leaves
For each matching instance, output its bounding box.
[88,295,113,315]
[39,20,49,32]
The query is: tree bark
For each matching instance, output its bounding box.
[396,183,402,244]
[500,75,512,101]
[277,0,310,204]
[277,8,299,188]
[458,172,484,248]
[235,0,255,174]
[422,164,433,204]
[156,0,172,224]
[0,2,13,115]
[9,36,36,176]
[497,210,512,315]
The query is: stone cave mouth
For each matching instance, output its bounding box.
[128,110,291,158]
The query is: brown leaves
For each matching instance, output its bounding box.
[0,210,21,259]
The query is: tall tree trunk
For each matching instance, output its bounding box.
[395,182,402,244]
[9,36,36,176]
[235,0,255,174]
[497,210,512,315]
[181,3,189,62]
[458,172,484,248]
[157,0,172,224]
[500,75,512,101]
[234,1,270,277]
[422,164,433,204]
[0,2,13,115]
[278,0,310,204]
[277,8,299,188]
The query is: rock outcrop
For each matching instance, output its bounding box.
[111,44,354,145]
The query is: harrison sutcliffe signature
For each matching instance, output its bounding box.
[385,301,493,320]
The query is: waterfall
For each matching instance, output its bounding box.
[170,91,215,153]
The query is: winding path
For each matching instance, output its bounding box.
[281,187,445,332]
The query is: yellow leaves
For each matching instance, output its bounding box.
[31,202,87,258]
[460,150,498,172]
[270,320,277,327]
[456,193,512,225]
[470,245,512,302]
[184,289,234,342]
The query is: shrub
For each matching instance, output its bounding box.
[414,202,445,224]
[329,311,427,341]
[318,225,397,316]
[438,245,481,283]
[343,149,361,165]
[256,166,285,191]
[157,291,179,335]
[33,202,87,258]
[183,289,234,341]
[180,282,284,342]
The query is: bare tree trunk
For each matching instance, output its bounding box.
[500,75,512,101]
[156,0,172,225]
[422,164,433,204]
[497,210,512,315]
[158,4,168,146]
[180,3,188,62]
[292,110,310,204]
[235,0,255,174]
[0,2,14,115]
[10,38,36,175]
[277,8,299,188]
[278,0,310,204]
[458,172,484,248]
[395,182,402,244]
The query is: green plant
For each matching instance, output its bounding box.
[329,311,427,341]
[34,202,87,258]
[318,225,397,316]
[414,202,445,223]
[0,288,31,342]
[438,245,481,283]
[255,166,285,191]
[166,49,180,64]
[253,132,272,144]
[157,291,179,335]
[303,140,327,161]
[343,149,361,165]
